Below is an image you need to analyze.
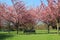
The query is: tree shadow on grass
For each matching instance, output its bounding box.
[0,33,13,40]
[32,32,57,35]
[36,32,57,34]
[19,32,58,35]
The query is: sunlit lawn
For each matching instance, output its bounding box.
[0,30,60,40]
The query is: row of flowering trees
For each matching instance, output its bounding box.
[0,0,37,34]
[0,0,60,34]
[36,0,60,34]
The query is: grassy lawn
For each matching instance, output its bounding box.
[0,30,60,40]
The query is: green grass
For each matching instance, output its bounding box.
[0,30,60,40]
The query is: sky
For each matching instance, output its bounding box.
[0,0,48,8]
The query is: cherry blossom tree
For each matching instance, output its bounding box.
[47,0,60,34]
[36,0,60,33]
[0,3,7,31]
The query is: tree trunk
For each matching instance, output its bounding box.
[57,23,59,34]
[8,22,10,34]
[16,25,19,34]
[0,25,1,31]
[48,25,50,33]
[14,24,19,34]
